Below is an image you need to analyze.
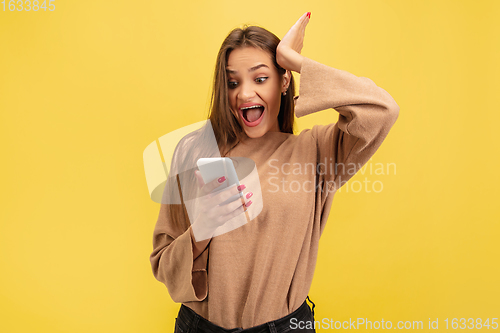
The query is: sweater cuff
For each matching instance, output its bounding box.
[293,56,338,118]
[172,227,208,302]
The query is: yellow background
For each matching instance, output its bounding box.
[1,0,499,332]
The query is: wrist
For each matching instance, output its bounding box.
[191,222,215,243]
[286,51,304,74]
[295,54,305,74]
[277,47,304,74]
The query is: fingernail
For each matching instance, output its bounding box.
[218,176,226,183]
[245,200,252,207]
[237,184,246,191]
[245,192,253,199]
[307,12,311,18]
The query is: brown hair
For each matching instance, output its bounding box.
[208,25,296,157]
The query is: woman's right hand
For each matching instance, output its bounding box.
[190,170,252,242]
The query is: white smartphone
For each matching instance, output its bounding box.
[196,157,242,206]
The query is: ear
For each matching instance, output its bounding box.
[281,70,291,93]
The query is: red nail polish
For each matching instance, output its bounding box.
[307,12,311,18]
[245,200,252,207]
[237,184,246,191]
[218,176,226,183]
[246,192,253,199]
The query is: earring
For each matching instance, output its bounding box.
[282,91,287,96]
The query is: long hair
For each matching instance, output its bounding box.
[209,25,296,157]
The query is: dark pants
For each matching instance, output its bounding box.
[174,296,316,333]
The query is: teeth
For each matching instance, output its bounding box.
[241,105,263,111]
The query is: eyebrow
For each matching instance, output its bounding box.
[226,63,269,75]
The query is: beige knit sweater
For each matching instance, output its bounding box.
[150,57,400,329]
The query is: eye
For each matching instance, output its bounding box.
[228,81,238,89]
[256,77,268,83]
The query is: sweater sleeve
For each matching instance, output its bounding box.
[293,57,400,193]
[149,184,209,303]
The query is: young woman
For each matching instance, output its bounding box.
[150,12,399,333]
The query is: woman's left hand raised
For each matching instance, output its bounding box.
[276,12,310,74]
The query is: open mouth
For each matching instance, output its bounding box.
[239,105,265,127]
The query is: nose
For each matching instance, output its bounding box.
[238,80,256,101]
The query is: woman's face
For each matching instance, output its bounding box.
[226,47,287,139]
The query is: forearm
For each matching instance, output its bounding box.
[295,57,399,187]
[294,57,399,131]
[150,204,209,302]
